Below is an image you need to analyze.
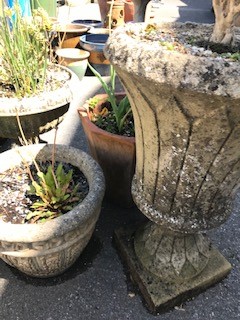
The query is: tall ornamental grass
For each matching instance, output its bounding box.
[0,1,53,97]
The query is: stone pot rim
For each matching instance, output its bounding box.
[104,22,240,99]
[0,65,80,116]
[0,144,105,243]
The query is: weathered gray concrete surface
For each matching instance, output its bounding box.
[1,1,240,319]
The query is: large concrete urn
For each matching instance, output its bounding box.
[104,22,239,312]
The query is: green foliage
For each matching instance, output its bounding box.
[144,23,157,34]
[159,41,175,51]
[88,63,133,134]
[0,1,53,97]
[86,96,101,109]
[26,163,81,223]
[221,52,240,61]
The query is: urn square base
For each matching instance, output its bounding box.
[114,225,232,314]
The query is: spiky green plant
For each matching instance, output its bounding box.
[88,63,133,134]
[26,162,82,223]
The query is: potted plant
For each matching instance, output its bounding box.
[78,64,135,208]
[0,141,105,278]
[0,1,79,140]
[104,1,240,313]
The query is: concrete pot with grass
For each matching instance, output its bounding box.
[0,66,79,140]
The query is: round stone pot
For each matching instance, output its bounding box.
[0,65,79,140]
[0,144,105,278]
[105,22,235,307]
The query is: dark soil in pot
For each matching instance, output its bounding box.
[90,99,135,137]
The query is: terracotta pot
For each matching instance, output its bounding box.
[55,23,90,49]
[98,0,134,23]
[104,0,125,29]
[0,144,105,278]
[0,65,79,139]
[124,0,134,22]
[78,93,136,208]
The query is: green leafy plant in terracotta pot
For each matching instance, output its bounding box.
[0,1,79,139]
[78,63,135,208]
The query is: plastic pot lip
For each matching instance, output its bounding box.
[80,34,109,46]
[0,144,105,242]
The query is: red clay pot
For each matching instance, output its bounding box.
[78,93,136,208]
[124,0,134,22]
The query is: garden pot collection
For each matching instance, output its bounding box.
[105,22,238,312]
[0,144,105,278]
[78,93,136,208]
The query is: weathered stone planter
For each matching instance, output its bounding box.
[0,65,79,139]
[0,144,105,278]
[105,22,237,312]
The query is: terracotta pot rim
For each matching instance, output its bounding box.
[54,23,90,33]
[78,92,135,143]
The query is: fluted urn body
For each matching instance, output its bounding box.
[105,23,238,283]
